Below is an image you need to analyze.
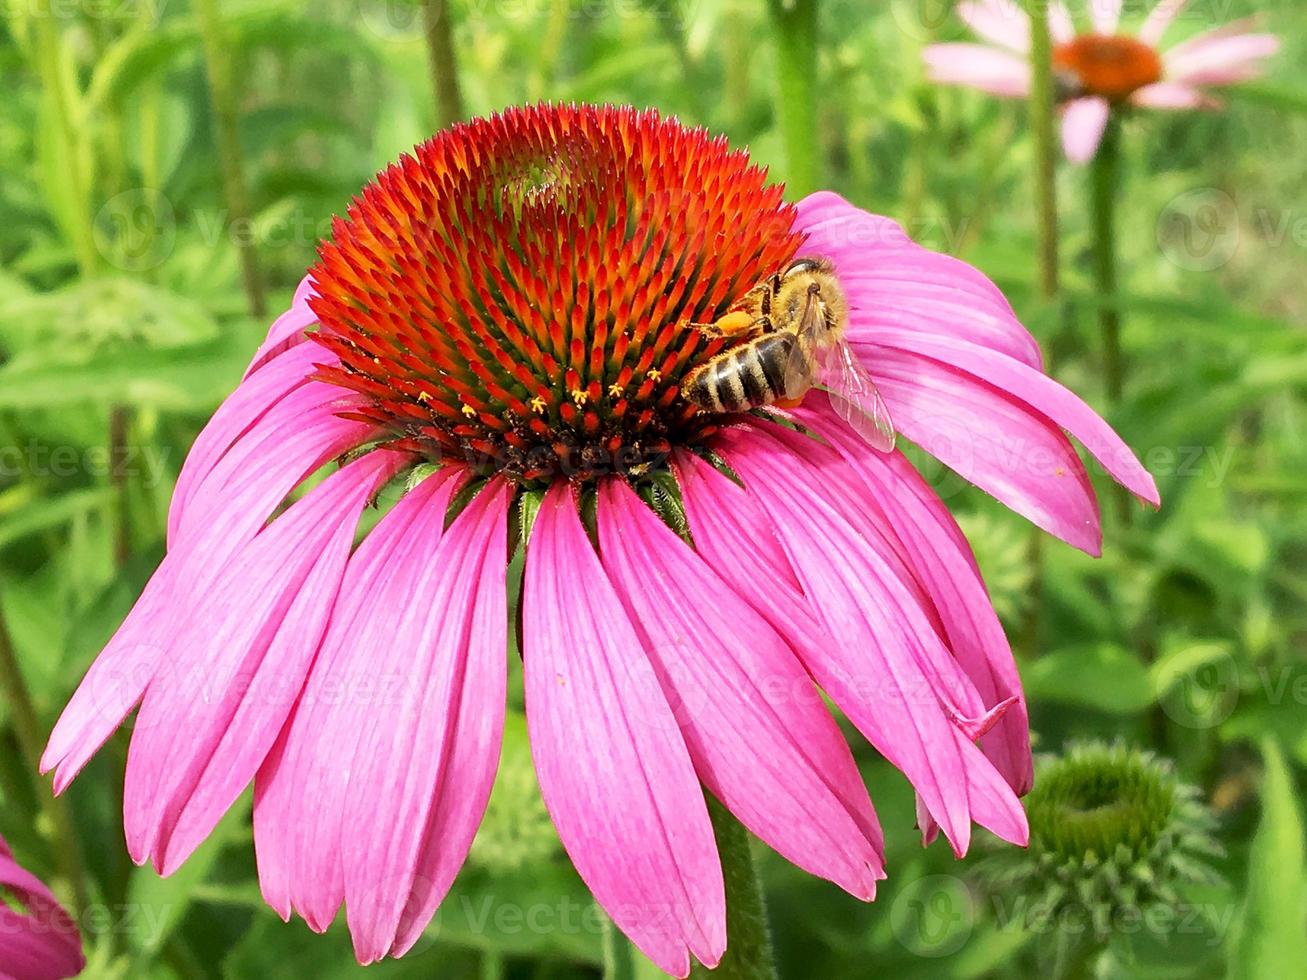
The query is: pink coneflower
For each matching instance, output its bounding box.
[0,833,84,980]
[42,104,1156,975]
[924,0,1280,162]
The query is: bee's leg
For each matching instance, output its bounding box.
[688,312,769,338]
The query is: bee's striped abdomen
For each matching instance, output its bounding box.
[684,332,806,413]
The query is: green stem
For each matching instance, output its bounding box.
[1089,113,1132,525]
[689,797,778,980]
[0,604,89,924]
[30,3,97,276]
[422,0,465,129]
[1027,3,1060,303]
[1090,114,1123,404]
[1022,1,1061,654]
[765,0,819,198]
[194,0,266,318]
[109,405,131,568]
[601,911,637,980]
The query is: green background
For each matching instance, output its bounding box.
[0,0,1304,977]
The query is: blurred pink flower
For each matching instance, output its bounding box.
[0,833,84,980]
[41,105,1155,976]
[924,0,1280,162]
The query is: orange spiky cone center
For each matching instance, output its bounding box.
[1054,34,1164,101]
[308,104,802,487]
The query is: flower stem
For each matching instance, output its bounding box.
[194,0,266,318]
[690,796,778,980]
[0,605,89,923]
[1090,114,1123,405]
[1089,113,1132,524]
[1027,3,1060,304]
[422,0,465,129]
[1022,0,1061,653]
[765,0,819,198]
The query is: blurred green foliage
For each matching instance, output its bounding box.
[0,0,1304,977]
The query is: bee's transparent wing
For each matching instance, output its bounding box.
[815,340,897,452]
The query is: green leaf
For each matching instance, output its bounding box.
[1023,643,1154,714]
[0,487,111,552]
[0,335,248,411]
[1230,739,1307,979]
[83,24,201,113]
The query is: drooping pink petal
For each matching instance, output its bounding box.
[1131,81,1214,109]
[1139,0,1187,46]
[524,484,724,978]
[342,481,509,963]
[1061,96,1111,164]
[597,480,885,898]
[793,404,1034,795]
[245,275,318,377]
[389,486,508,957]
[168,342,327,547]
[923,43,1032,98]
[861,346,1102,554]
[122,449,408,873]
[0,837,84,980]
[171,380,374,548]
[718,425,1028,854]
[852,330,1159,507]
[794,192,1043,369]
[1164,30,1279,87]
[253,468,460,932]
[1089,0,1122,35]
[42,385,374,793]
[957,0,1030,53]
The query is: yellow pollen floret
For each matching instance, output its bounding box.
[571,388,589,406]
[607,383,624,398]
[461,403,477,418]
[646,368,662,382]
[530,396,547,414]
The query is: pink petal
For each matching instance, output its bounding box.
[1131,81,1214,108]
[1164,31,1279,87]
[1090,0,1122,34]
[172,381,374,549]
[122,450,407,873]
[253,469,461,931]
[923,43,1031,98]
[1061,97,1111,165]
[245,275,318,377]
[852,330,1159,507]
[957,0,1030,53]
[794,192,1042,369]
[524,484,724,978]
[793,404,1034,795]
[342,481,510,962]
[865,346,1102,554]
[1050,2,1075,44]
[1139,0,1187,45]
[42,385,374,792]
[718,426,1028,854]
[0,839,84,979]
[597,480,885,899]
[168,343,329,547]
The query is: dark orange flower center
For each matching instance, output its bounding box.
[1053,34,1164,101]
[308,104,801,487]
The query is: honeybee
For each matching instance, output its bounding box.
[682,257,896,452]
